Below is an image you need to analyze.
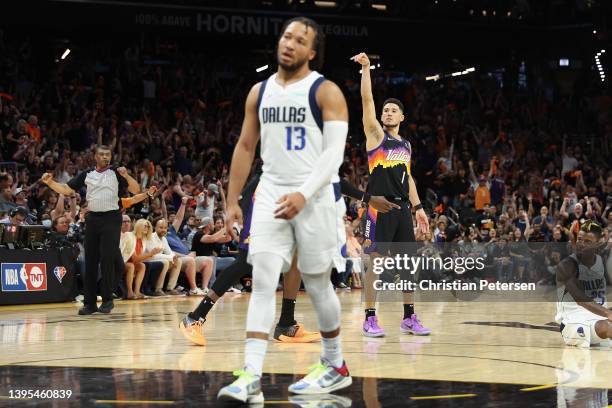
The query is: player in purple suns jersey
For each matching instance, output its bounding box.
[351,52,431,338]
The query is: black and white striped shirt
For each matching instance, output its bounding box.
[67,167,127,212]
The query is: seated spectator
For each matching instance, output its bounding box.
[132,219,169,297]
[0,206,28,225]
[181,215,200,247]
[191,216,237,286]
[532,204,554,238]
[0,186,16,213]
[12,188,30,213]
[434,215,449,242]
[47,215,73,246]
[148,219,183,295]
[344,220,363,289]
[41,213,52,229]
[159,196,213,295]
[212,217,238,257]
[120,215,145,300]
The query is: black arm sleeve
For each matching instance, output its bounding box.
[67,170,88,191]
[340,178,364,201]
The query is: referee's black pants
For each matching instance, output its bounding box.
[84,210,122,308]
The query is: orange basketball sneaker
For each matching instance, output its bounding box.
[274,323,321,343]
[179,315,207,346]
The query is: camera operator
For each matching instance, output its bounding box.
[47,215,78,248]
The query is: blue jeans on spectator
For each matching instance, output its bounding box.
[143,261,165,295]
[338,259,352,286]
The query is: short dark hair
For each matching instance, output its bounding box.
[151,217,164,227]
[278,17,326,70]
[96,145,112,153]
[382,98,404,113]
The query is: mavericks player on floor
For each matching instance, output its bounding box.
[555,221,611,348]
[218,17,351,403]
[351,52,431,337]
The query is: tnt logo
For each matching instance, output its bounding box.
[1,263,47,292]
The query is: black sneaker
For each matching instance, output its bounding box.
[78,306,98,315]
[98,300,114,314]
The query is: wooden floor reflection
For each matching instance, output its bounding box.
[0,291,610,407]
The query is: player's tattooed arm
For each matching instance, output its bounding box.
[556,258,611,319]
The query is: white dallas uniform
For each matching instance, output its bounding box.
[555,253,609,347]
[248,71,346,274]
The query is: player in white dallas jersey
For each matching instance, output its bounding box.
[218,17,352,404]
[555,221,611,348]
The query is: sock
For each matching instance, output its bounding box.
[189,296,215,321]
[278,298,297,327]
[244,338,268,377]
[365,308,376,319]
[321,336,343,368]
[403,303,415,319]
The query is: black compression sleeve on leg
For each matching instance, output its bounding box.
[190,296,215,321]
[210,250,251,296]
[189,250,251,321]
[278,298,297,327]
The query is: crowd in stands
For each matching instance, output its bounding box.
[0,32,610,296]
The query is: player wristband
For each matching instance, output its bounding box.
[363,192,371,204]
[414,203,423,210]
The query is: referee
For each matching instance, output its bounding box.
[41,145,140,315]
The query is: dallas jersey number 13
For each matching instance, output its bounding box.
[286,126,306,150]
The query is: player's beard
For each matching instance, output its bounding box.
[278,54,309,73]
[383,120,400,131]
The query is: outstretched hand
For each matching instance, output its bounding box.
[350,52,370,67]
[41,173,53,185]
[117,167,129,178]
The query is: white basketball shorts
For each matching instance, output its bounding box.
[560,311,608,348]
[248,180,340,275]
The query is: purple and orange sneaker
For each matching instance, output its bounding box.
[363,316,385,337]
[400,314,431,336]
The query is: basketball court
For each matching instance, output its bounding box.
[1,291,610,407]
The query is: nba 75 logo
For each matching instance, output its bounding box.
[1,263,47,292]
[54,266,67,284]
